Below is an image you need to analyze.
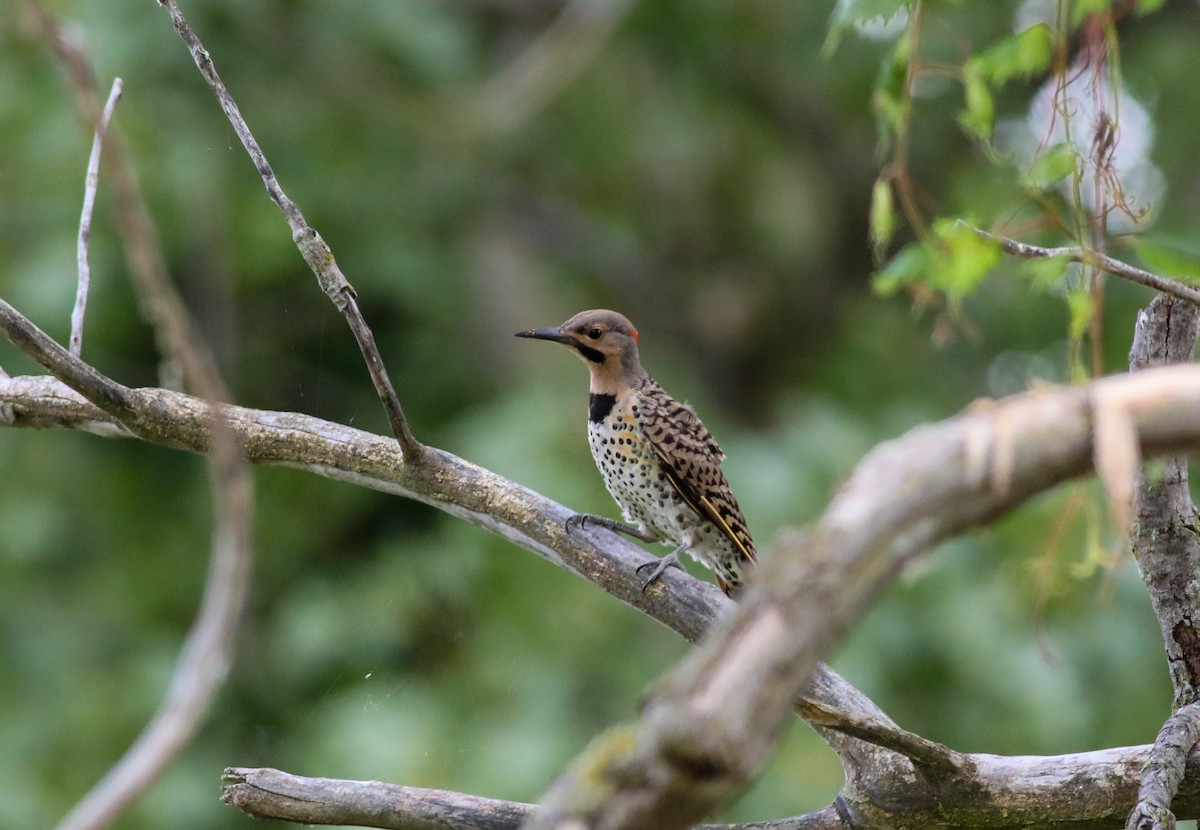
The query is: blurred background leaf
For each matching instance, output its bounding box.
[0,1,1189,827]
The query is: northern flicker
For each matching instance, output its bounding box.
[516,309,756,598]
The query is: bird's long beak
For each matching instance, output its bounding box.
[515,326,575,345]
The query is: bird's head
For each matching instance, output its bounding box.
[516,309,645,390]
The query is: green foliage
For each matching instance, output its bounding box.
[869,175,896,255]
[958,24,1054,141]
[1066,289,1096,340]
[967,24,1054,87]
[1133,238,1200,283]
[824,0,912,55]
[874,220,1001,303]
[1022,143,1079,192]
[1021,254,1076,292]
[957,64,996,140]
[872,33,912,153]
[928,218,1003,300]
[873,240,930,295]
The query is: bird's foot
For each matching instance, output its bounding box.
[635,551,685,593]
[566,513,659,542]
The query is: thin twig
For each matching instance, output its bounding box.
[23,0,100,119]
[961,222,1200,306]
[72,77,123,357]
[472,0,634,134]
[798,696,965,776]
[154,0,423,461]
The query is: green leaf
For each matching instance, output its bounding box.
[1022,143,1079,191]
[869,176,896,253]
[873,242,930,296]
[957,65,995,141]
[1067,290,1095,341]
[967,25,1054,87]
[824,0,912,54]
[1133,239,1200,283]
[928,218,1002,299]
[1021,254,1074,292]
[871,35,912,150]
[1135,0,1166,13]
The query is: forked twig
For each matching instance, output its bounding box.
[154,0,423,461]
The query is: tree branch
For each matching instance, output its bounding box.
[153,0,422,461]
[71,76,122,357]
[219,767,844,830]
[53,431,253,830]
[471,0,635,134]
[1129,295,1200,705]
[1123,295,1200,830]
[523,362,1200,830]
[218,738,1200,830]
[961,223,1200,307]
[0,300,135,421]
[21,8,255,828]
[14,299,1200,826]
[1128,704,1200,830]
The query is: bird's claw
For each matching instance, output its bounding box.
[635,552,684,593]
[565,514,590,534]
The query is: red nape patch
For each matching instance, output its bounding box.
[631,327,639,344]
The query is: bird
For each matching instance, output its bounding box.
[516,309,756,598]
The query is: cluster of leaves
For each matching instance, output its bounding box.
[845,0,1200,371]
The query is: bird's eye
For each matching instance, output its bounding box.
[586,327,603,340]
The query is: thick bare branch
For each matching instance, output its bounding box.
[221,767,534,830]
[11,295,1200,825]
[218,737,1200,830]
[1129,295,1200,705]
[1128,704,1200,830]
[0,364,736,646]
[1124,295,1200,830]
[524,364,1200,830]
[220,767,843,830]
[12,358,1200,683]
[153,0,421,461]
